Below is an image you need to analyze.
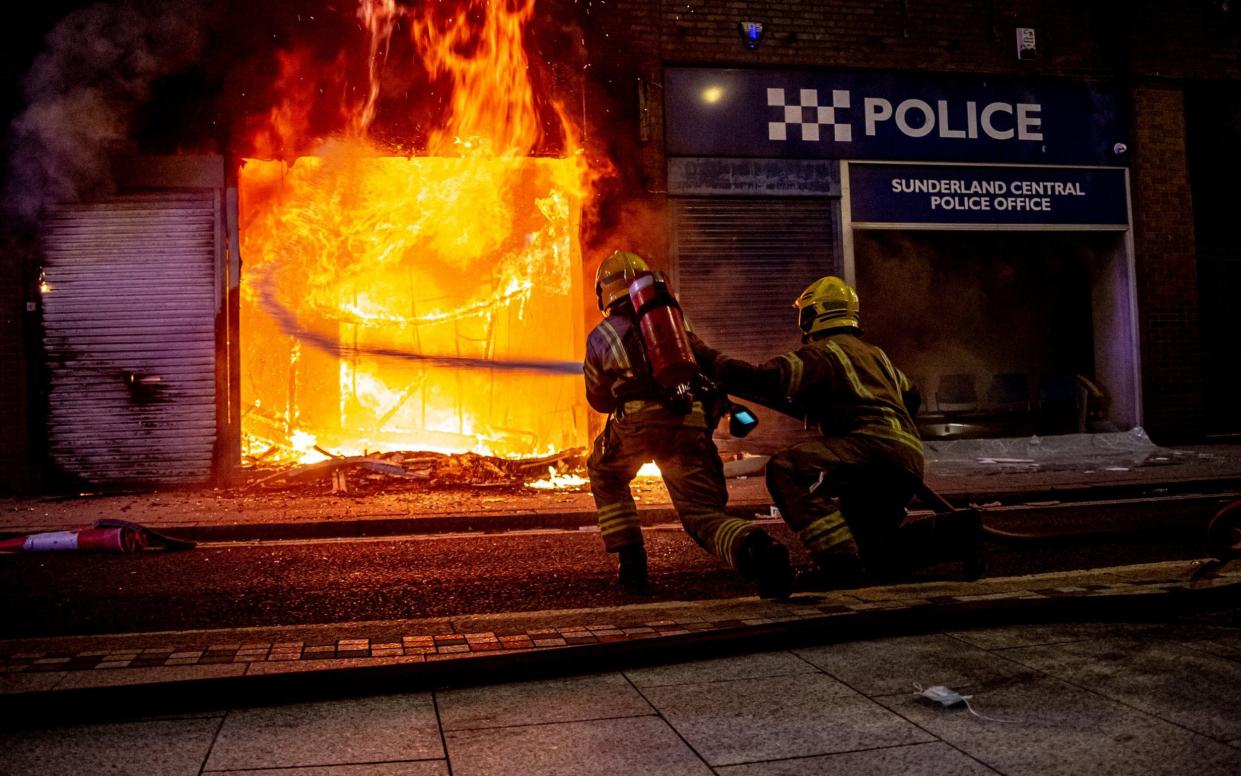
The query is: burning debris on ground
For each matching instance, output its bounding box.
[242,447,590,495]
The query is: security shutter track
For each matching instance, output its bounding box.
[41,192,220,484]
[673,197,838,453]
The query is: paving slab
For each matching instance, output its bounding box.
[1170,624,1241,661]
[444,715,712,776]
[205,694,442,771]
[875,674,1241,776]
[204,763,448,775]
[642,672,933,766]
[947,620,1170,650]
[624,650,818,688]
[437,672,653,730]
[0,717,219,776]
[1002,636,1241,740]
[794,633,1031,696]
[714,741,1001,776]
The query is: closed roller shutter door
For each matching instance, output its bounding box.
[42,192,220,484]
[672,197,838,454]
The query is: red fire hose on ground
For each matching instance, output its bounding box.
[1190,498,1241,583]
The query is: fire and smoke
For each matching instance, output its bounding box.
[5,0,207,219]
[7,0,626,467]
[239,0,602,461]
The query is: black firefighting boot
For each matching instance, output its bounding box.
[738,531,794,600]
[617,544,650,591]
[796,551,866,591]
[897,508,985,581]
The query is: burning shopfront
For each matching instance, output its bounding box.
[34,0,603,486]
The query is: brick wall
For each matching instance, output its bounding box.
[1128,83,1204,441]
[0,235,33,492]
[583,0,1240,440]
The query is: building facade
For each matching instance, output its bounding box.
[582,0,1241,446]
[1,0,1239,491]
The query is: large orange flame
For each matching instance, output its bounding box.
[239,0,595,464]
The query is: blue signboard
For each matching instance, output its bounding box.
[665,68,1128,167]
[849,164,1129,226]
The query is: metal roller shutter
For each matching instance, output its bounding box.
[672,197,839,454]
[41,192,221,484]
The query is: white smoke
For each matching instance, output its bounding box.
[5,0,207,220]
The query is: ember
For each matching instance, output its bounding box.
[239,0,598,465]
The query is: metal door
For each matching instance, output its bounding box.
[41,192,221,484]
[672,197,839,453]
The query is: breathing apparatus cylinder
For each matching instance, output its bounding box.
[627,271,698,389]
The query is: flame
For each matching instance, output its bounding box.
[239,0,598,462]
[526,466,589,490]
[636,462,661,478]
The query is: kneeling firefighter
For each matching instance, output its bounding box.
[584,250,793,598]
[690,276,979,585]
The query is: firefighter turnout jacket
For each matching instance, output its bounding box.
[692,330,924,570]
[584,304,708,428]
[693,330,924,475]
[583,303,762,569]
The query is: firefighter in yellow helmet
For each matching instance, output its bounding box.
[691,276,968,585]
[584,250,793,598]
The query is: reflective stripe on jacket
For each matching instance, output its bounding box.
[584,309,706,427]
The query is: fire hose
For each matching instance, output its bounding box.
[1190,498,1241,583]
[258,264,1234,573]
[256,265,583,375]
[715,387,1229,553]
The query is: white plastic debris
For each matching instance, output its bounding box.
[913,683,1007,722]
[916,683,969,706]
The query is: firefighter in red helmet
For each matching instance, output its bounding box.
[691,275,978,586]
[584,250,793,598]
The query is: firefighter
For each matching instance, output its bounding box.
[585,250,793,598]
[691,276,970,585]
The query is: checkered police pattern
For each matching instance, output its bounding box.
[768,87,852,142]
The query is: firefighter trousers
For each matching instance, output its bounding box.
[587,418,759,569]
[765,435,922,575]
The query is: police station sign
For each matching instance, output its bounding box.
[849,163,1129,227]
[665,68,1127,167]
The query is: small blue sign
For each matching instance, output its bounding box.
[849,164,1129,226]
[665,68,1128,167]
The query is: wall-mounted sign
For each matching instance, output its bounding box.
[849,163,1129,227]
[665,67,1127,167]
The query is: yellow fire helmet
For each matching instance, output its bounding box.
[595,250,650,312]
[794,275,861,336]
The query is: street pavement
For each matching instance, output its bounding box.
[4,607,1241,775]
[2,439,1240,772]
[0,509,1215,640]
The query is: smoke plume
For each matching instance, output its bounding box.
[5,0,207,220]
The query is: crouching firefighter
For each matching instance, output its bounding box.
[690,276,980,587]
[584,250,794,598]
